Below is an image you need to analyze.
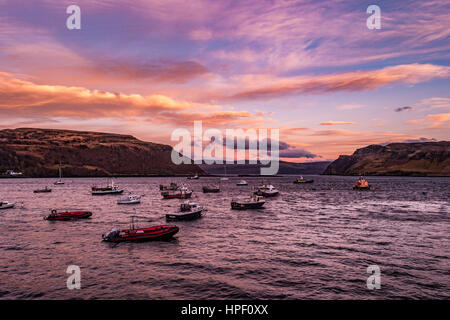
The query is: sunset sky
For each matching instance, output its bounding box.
[0,0,449,161]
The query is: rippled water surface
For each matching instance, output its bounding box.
[0,176,449,299]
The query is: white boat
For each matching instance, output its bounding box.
[254,184,279,197]
[54,162,65,185]
[187,174,199,180]
[117,195,141,205]
[236,180,248,186]
[0,201,15,210]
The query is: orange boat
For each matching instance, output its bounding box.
[353,176,370,190]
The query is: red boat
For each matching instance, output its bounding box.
[44,209,92,221]
[102,225,179,242]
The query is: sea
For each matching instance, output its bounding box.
[0,176,449,299]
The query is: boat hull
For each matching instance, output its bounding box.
[0,204,14,210]
[353,186,371,190]
[293,180,314,184]
[34,189,52,193]
[103,225,179,242]
[231,201,265,210]
[92,189,124,195]
[254,190,279,197]
[166,209,203,221]
[162,192,192,199]
[44,211,92,221]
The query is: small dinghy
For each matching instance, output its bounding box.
[34,186,52,193]
[231,195,265,210]
[353,176,371,190]
[0,201,15,210]
[160,182,179,191]
[117,195,141,205]
[44,209,92,221]
[254,184,279,197]
[187,174,199,180]
[236,180,248,186]
[92,180,124,195]
[293,176,314,184]
[102,218,179,242]
[166,201,203,221]
[202,185,220,193]
[161,186,192,199]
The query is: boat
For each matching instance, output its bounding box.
[161,186,193,199]
[202,185,220,193]
[231,195,265,210]
[91,179,124,195]
[159,182,179,191]
[117,195,141,205]
[54,162,64,185]
[254,184,279,197]
[293,176,314,184]
[236,180,248,186]
[44,209,92,221]
[102,218,179,242]
[166,201,203,221]
[353,176,371,190]
[0,201,15,210]
[187,174,199,180]
[34,186,52,193]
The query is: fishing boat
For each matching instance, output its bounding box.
[353,176,371,190]
[187,174,199,180]
[236,180,248,186]
[166,201,203,221]
[117,195,141,205]
[254,184,279,197]
[34,186,52,193]
[91,180,124,195]
[202,185,220,193]
[44,209,92,221]
[161,186,193,199]
[159,182,179,191]
[54,162,64,185]
[293,176,314,184]
[102,218,179,242]
[231,195,265,210]
[0,201,15,210]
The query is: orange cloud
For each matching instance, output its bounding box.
[320,121,356,126]
[0,72,260,128]
[227,64,450,100]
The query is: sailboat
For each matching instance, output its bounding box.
[220,164,229,181]
[54,162,64,185]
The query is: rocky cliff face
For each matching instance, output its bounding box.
[323,141,450,176]
[0,128,203,177]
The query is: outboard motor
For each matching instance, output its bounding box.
[102,227,120,241]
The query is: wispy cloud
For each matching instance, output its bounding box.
[320,121,356,126]
[227,64,450,101]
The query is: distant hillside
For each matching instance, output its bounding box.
[0,128,204,177]
[199,160,331,176]
[323,141,450,176]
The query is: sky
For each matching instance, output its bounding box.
[0,0,449,161]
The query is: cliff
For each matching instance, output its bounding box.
[323,141,450,176]
[0,128,204,177]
